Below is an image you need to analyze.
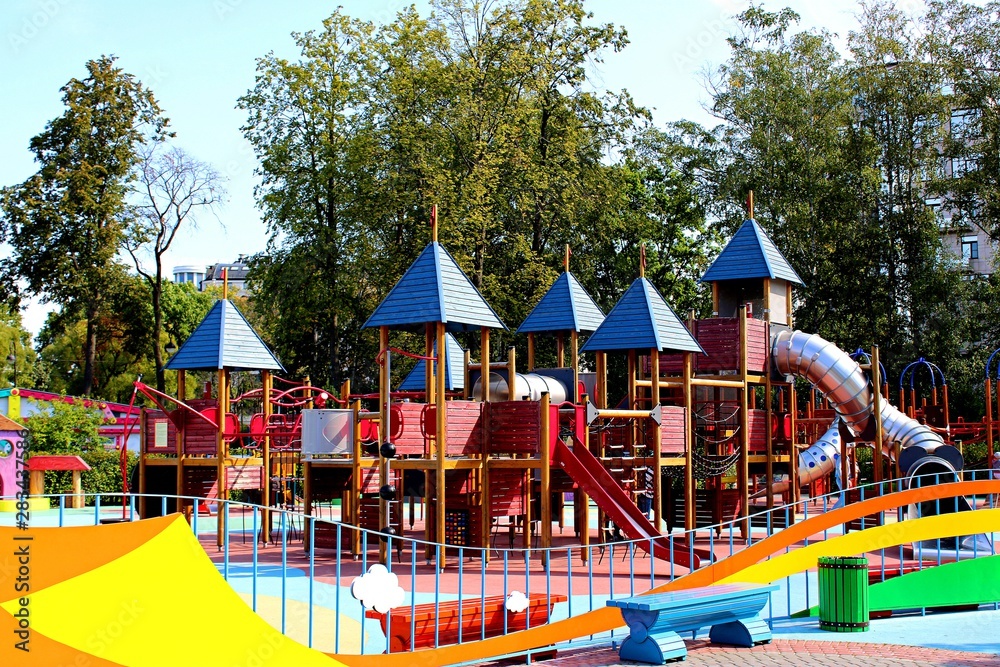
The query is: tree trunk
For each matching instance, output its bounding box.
[83,304,98,396]
[153,267,165,393]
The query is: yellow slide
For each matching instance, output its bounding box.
[0,515,345,666]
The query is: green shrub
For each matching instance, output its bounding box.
[42,449,139,505]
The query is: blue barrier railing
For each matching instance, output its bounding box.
[2,470,997,659]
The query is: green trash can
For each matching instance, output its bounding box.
[817,556,869,632]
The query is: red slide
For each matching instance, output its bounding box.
[552,437,701,570]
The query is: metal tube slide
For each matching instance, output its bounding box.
[771,330,946,487]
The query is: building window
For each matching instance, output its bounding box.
[962,235,979,262]
[951,108,980,142]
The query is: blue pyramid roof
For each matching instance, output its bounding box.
[165,299,285,372]
[517,272,605,334]
[363,242,507,332]
[398,333,465,391]
[701,219,804,285]
[580,278,704,353]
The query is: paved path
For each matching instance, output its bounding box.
[497,640,1000,666]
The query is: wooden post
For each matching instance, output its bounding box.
[987,378,995,460]
[351,398,363,557]
[765,366,774,514]
[436,321,447,569]
[527,333,535,372]
[571,331,579,404]
[557,333,565,369]
[463,350,471,400]
[942,383,950,431]
[683,350,695,532]
[261,370,272,543]
[481,329,491,403]
[71,470,84,509]
[788,381,798,522]
[29,470,44,496]
[738,305,750,540]
[425,324,435,560]
[628,349,637,448]
[175,369,186,513]
[139,407,147,518]
[596,352,607,409]
[650,347,662,531]
[508,346,517,400]
[216,368,228,548]
[379,325,391,565]
[580,424,590,562]
[540,391,551,565]
[426,324,436,405]
[303,375,313,410]
[872,346,883,486]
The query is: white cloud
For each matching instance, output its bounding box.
[350,564,405,614]
[505,590,529,614]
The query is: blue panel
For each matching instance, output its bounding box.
[518,273,605,334]
[166,300,284,372]
[581,278,702,353]
[364,243,506,331]
[398,334,466,391]
[701,219,803,285]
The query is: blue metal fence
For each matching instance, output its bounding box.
[4,471,997,659]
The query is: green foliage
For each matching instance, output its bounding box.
[708,1,1000,413]
[0,305,35,388]
[0,56,169,395]
[240,1,715,390]
[41,449,138,503]
[22,397,108,454]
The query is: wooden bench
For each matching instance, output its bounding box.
[366,592,567,653]
[606,583,777,663]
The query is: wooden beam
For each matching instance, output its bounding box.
[379,325,391,565]
[683,350,694,532]
[436,322,447,569]
[651,347,662,531]
[540,391,551,563]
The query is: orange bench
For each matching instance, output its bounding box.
[366,593,567,653]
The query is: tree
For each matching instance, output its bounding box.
[239,11,384,388]
[925,0,1000,243]
[0,56,168,395]
[34,271,154,401]
[0,306,35,388]
[22,397,107,454]
[127,142,225,392]
[239,1,676,388]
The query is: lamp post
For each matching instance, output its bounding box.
[165,341,178,357]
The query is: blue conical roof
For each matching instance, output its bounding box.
[363,242,507,332]
[701,219,804,285]
[580,278,703,353]
[517,272,605,334]
[165,299,285,372]
[398,333,465,391]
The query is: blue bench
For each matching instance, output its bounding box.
[606,582,778,663]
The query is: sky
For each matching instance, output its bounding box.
[0,0,886,337]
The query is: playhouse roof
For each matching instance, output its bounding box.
[398,333,465,392]
[0,414,25,432]
[517,272,605,334]
[701,219,804,285]
[165,299,285,372]
[363,242,507,333]
[580,277,704,353]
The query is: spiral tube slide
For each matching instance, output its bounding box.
[771,330,947,487]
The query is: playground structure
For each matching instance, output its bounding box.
[135,200,997,570]
[9,198,1000,667]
